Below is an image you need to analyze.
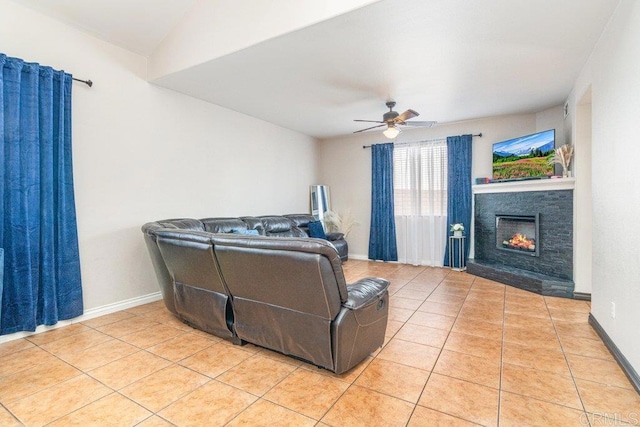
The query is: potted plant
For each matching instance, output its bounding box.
[451,223,465,237]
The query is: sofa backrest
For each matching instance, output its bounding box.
[154,218,205,231]
[259,215,307,237]
[145,215,313,237]
[239,217,266,235]
[201,217,251,234]
[211,234,347,369]
[284,214,316,236]
[155,229,234,339]
[141,221,203,316]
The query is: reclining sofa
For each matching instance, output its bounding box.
[142,214,389,374]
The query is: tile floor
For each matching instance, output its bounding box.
[1,260,639,426]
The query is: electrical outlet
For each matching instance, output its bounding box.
[611,302,616,319]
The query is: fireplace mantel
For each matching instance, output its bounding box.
[473,177,575,194]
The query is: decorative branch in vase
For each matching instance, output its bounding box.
[547,144,574,178]
[323,209,357,237]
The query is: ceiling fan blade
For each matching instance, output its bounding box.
[354,119,385,123]
[353,124,387,133]
[401,121,437,127]
[395,109,419,123]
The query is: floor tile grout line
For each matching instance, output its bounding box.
[320,266,468,424]
[494,389,594,414]
[6,366,111,425]
[545,296,593,424]
[123,374,215,416]
[430,273,503,426]
[497,277,507,427]
[323,264,431,426]
[338,269,433,424]
[317,384,360,424]
[1,405,23,426]
[500,294,599,418]
[0,399,23,425]
[0,345,88,404]
[409,270,473,425]
[78,342,248,415]
[156,364,290,422]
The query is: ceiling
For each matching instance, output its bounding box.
[12,0,619,139]
[11,0,196,56]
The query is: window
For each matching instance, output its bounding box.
[393,142,448,216]
[392,141,449,266]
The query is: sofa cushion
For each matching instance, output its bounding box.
[239,217,265,235]
[260,216,294,233]
[156,218,204,231]
[232,229,259,235]
[285,214,316,228]
[308,221,328,239]
[326,232,345,241]
[260,216,306,237]
[201,218,248,234]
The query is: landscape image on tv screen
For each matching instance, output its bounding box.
[492,129,555,180]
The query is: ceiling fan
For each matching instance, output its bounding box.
[353,101,437,138]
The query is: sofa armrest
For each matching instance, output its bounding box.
[342,277,389,310]
[326,232,345,241]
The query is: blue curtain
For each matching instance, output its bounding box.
[1,54,83,335]
[0,249,3,321]
[368,143,398,261]
[444,134,472,267]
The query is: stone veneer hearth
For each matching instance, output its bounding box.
[468,179,575,298]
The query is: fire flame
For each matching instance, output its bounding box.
[506,233,536,251]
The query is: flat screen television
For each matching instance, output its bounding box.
[492,129,555,180]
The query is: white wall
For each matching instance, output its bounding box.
[572,91,593,295]
[567,0,640,372]
[318,111,563,259]
[537,105,567,168]
[1,2,318,313]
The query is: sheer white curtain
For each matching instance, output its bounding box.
[394,141,448,266]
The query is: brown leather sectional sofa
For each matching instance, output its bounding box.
[142,215,389,374]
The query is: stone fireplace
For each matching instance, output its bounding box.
[468,179,575,297]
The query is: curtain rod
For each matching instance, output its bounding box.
[362,133,482,149]
[72,77,93,87]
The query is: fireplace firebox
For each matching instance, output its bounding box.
[496,214,540,257]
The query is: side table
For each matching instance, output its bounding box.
[448,235,466,271]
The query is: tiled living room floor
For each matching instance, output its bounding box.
[1,260,639,426]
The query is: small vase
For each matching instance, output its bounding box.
[454,230,463,237]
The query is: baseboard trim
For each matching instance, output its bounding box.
[573,292,592,301]
[348,254,369,261]
[348,254,445,267]
[589,313,640,394]
[347,255,403,264]
[0,291,163,344]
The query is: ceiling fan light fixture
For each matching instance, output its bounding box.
[383,125,401,139]
[353,101,435,135]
